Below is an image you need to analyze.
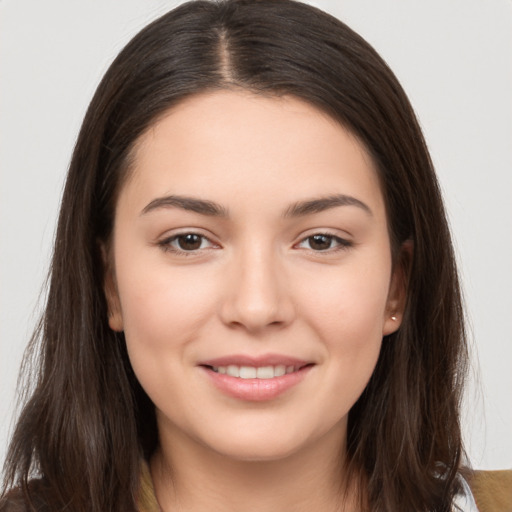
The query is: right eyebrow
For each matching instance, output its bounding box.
[283,194,372,218]
[140,195,229,217]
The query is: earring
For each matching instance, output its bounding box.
[391,315,397,321]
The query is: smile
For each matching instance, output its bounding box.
[199,356,314,401]
[210,364,299,379]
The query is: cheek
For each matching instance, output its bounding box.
[115,263,224,418]
[297,261,390,393]
[301,262,391,340]
[114,253,220,368]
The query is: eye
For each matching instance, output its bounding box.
[296,233,351,252]
[159,233,217,254]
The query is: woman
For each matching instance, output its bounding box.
[1,0,510,511]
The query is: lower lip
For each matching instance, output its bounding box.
[201,365,313,401]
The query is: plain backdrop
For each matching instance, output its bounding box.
[1,0,511,471]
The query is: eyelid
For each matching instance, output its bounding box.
[157,229,220,255]
[293,230,353,252]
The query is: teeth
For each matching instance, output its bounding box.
[226,365,240,377]
[212,364,298,379]
[256,366,274,379]
[274,365,286,377]
[239,366,257,379]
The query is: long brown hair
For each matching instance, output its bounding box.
[1,1,468,510]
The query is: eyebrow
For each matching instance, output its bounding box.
[140,193,372,218]
[283,194,372,218]
[141,195,229,217]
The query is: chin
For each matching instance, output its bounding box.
[200,421,333,464]
[212,439,306,463]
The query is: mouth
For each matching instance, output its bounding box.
[204,363,311,379]
[199,357,314,401]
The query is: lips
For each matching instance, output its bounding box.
[199,355,314,401]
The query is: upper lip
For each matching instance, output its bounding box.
[199,354,312,368]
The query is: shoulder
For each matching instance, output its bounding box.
[466,469,512,512]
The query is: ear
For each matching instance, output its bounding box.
[100,243,124,332]
[382,240,413,336]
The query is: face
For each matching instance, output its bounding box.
[105,91,405,462]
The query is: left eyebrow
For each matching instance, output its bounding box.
[140,195,229,217]
[283,194,373,218]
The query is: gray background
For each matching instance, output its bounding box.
[1,0,511,470]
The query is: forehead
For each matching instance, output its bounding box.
[120,90,385,220]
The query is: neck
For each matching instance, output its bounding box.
[151,422,357,512]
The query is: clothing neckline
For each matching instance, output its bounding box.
[137,460,481,512]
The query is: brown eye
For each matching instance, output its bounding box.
[308,234,334,251]
[177,234,203,251]
[159,232,215,254]
[296,233,352,252]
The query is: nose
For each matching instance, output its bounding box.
[219,243,295,334]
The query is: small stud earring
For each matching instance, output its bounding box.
[391,315,397,321]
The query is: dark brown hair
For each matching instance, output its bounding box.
[1,1,468,511]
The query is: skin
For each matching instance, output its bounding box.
[105,90,406,511]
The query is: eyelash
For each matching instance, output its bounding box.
[295,233,352,253]
[158,233,218,256]
[158,232,352,256]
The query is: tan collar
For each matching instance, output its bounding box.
[138,461,160,512]
[138,461,512,512]
[467,470,512,512]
